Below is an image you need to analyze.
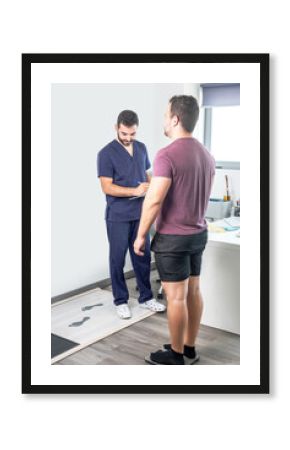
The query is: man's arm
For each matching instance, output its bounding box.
[134,177,171,255]
[146,170,152,183]
[99,177,149,197]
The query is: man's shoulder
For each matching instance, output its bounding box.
[98,140,116,156]
[156,141,175,159]
[195,139,216,166]
[134,139,147,151]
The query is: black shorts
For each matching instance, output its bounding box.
[150,229,208,282]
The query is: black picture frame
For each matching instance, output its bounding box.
[22,53,269,394]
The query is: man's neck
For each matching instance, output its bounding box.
[171,132,193,141]
[117,138,133,154]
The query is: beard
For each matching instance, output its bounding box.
[117,132,133,147]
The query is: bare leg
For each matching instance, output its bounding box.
[161,279,189,353]
[184,276,203,347]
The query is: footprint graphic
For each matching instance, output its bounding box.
[81,303,103,311]
[69,316,90,327]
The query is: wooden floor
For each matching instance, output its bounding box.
[55,271,240,365]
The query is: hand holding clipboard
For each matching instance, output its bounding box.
[129,181,150,200]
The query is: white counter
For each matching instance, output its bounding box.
[200,218,240,334]
[208,217,240,247]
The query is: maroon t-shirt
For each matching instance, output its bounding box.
[153,137,215,235]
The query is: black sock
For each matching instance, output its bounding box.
[183,345,196,359]
[170,348,184,361]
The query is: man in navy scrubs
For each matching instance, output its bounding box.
[97,110,166,319]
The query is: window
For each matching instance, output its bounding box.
[201,83,240,170]
[204,106,241,169]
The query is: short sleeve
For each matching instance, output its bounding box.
[153,151,172,178]
[97,149,114,178]
[143,144,151,170]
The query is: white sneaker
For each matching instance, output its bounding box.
[140,298,166,312]
[115,303,132,319]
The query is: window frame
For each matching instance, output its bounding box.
[203,105,241,171]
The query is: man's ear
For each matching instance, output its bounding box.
[114,124,118,132]
[172,115,179,127]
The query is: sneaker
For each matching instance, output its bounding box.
[145,349,184,365]
[163,343,200,365]
[140,298,166,312]
[115,303,131,319]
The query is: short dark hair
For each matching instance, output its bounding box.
[169,95,199,132]
[117,110,139,128]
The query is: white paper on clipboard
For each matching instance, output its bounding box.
[129,195,146,200]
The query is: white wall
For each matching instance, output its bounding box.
[4,2,287,446]
[51,83,185,296]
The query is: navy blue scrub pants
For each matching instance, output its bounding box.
[106,220,153,306]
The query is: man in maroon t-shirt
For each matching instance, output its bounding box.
[134,95,215,365]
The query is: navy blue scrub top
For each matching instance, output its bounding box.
[97,139,151,222]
